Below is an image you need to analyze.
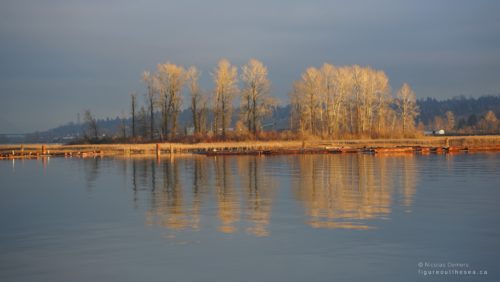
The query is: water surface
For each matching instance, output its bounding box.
[1,153,498,281]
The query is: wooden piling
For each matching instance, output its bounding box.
[41,145,47,155]
[156,143,161,158]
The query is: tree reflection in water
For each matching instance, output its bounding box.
[84,154,417,237]
[291,154,417,229]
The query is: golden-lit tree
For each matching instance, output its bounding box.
[240,59,274,135]
[350,65,366,135]
[479,110,498,133]
[135,59,425,141]
[213,59,238,137]
[373,70,392,137]
[156,62,187,138]
[291,64,395,138]
[396,83,419,136]
[319,63,337,136]
[334,66,354,135]
[291,67,322,135]
[186,66,205,134]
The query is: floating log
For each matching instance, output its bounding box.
[372,147,414,154]
[430,147,445,154]
[467,145,500,152]
[445,146,468,152]
[260,149,302,155]
[339,148,360,153]
[204,150,263,156]
[414,146,431,153]
[202,147,361,156]
[326,146,357,153]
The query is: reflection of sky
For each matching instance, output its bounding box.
[1,0,500,133]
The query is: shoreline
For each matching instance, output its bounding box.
[1,135,500,160]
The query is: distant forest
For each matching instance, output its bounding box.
[2,59,499,144]
[418,95,500,132]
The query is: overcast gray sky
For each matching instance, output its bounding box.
[1,0,499,133]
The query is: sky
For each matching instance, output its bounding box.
[1,0,499,133]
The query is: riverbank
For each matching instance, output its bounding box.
[1,136,500,160]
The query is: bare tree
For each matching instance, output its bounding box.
[350,65,366,135]
[433,116,445,131]
[373,70,391,137]
[213,59,238,137]
[155,62,187,138]
[333,66,353,136]
[483,110,498,133]
[83,110,98,141]
[240,59,273,135]
[142,71,157,140]
[444,111,455,132]
[292,67,322,135]
[119,111,127,140]
[130,92,137,138]
[396,83,419,136]
[319,64,336,136]
[138,106,148,138]
[187,67,206,133]
[289,83,305,133]
[291,63,398,138]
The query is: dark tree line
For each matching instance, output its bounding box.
[418,95,500,133]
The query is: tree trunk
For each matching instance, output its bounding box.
[222,97,226,138]
[252,94,257,134]
[149,96,154,140]
[131,94,136,138]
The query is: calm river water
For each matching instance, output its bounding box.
[0,153,499,281]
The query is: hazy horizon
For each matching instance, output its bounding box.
[1,0,500,133]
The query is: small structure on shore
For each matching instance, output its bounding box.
[433,129,445,135]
